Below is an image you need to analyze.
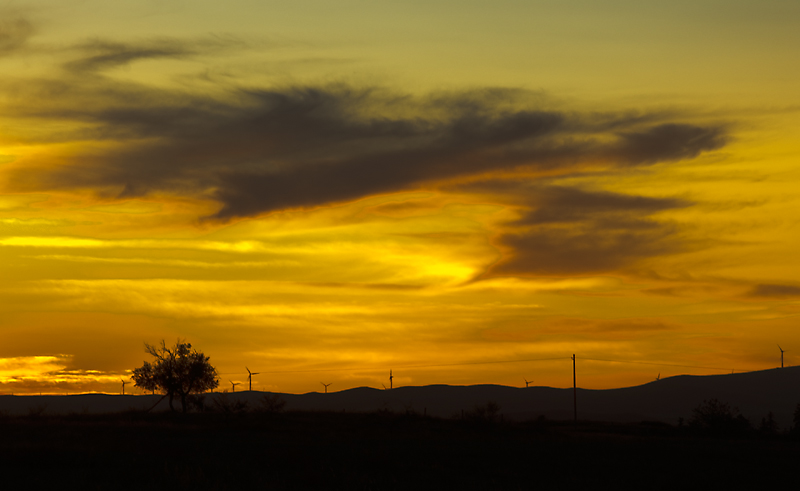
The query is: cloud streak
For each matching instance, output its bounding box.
[747,284,800,299]
[64,35,247,73]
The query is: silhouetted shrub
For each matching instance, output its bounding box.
[259,393,286,413]
[791,403,800,437]
[186,394,207,412]
[26,404,48,418]
[759,412,779,435]
[689,398,751,437]
[465,401,501,423]
[211,393,249,414]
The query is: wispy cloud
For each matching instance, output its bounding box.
[0,17,33,56]
[747,283,800,298]
[25,254,296,269]
[0,236,274,253]
[63,35,245,73]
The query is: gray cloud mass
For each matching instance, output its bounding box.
[7,83,726,220]
[0,27,732,277]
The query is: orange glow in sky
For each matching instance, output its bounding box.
[1,1,800,394]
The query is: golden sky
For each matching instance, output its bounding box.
[1,0,799,394]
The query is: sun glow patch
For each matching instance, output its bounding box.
[0,355,70,383]
[0,355,128,389]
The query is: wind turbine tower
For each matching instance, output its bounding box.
[121,379,129,395]
[246,367,260,391]
[524,378,531,388]
[389,370,393,390]
[779,345,786,368]
[321,382,332,393]
[230,380,240,393]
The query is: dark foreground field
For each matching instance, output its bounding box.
[1,410,799,490]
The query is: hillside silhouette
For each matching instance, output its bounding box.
[3,366,799,428]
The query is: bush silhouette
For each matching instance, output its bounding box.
[465,401,501,423]
[211,393,249,414]
[259,393,287,413]
[790,403,800,437]
[132,339,219,413]
[689,398,751,436]
[759,412,779,435]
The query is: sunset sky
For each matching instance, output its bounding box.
[1,0,799,395]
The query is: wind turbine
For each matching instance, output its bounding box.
[246,367,260,391]
[321,382,332,393]
[524,378,532,388]
[230,380,240,393]
[656,373,661,381]
[779,345,786,368]
[389,370,393,390]
[121,379,129,395]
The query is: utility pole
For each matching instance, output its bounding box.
[572,354,577,423]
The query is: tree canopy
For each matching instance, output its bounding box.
[132,340,219,412]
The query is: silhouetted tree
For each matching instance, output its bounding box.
[791,403,800,436]
[132,340,219,412]
[759,412,779,436]
[689,398,751,436]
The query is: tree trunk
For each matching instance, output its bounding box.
[168,393,175,412]
[180,393,187,413]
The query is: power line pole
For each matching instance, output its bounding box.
[572,354,577,423]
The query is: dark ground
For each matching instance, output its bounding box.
[1,409,799,490]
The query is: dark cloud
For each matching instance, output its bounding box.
[0,28,737,282]
[0,17,33,55]
[5,82,727,221]
[490,215,683,276]
[511,186,688,226]
[611,123,727,165]
[454,183,692,276]
[747,284,800,298]
[0,28,728,222]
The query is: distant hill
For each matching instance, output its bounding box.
[3,366,799,428]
